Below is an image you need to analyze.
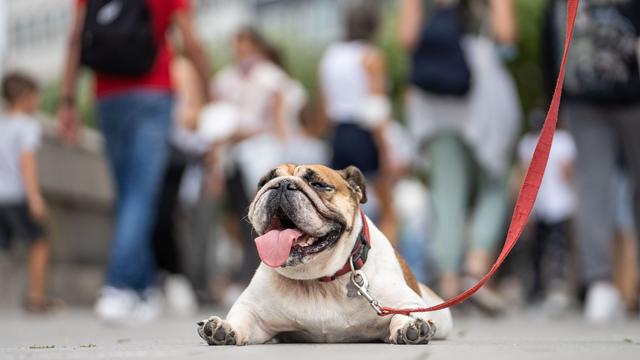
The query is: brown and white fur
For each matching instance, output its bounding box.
[197,164,452,345]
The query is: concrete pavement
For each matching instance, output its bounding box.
[0,309,638,360]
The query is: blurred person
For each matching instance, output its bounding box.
[319,1,397,243]
[261,43,308,137]
[262,43,329,166]
[543,0,640,322]
[282,101,330,167]
[517,109,576,314]
[58,0,210,324]
[150,55,209,317]
[612,165,639,315]
[0,73,60,313]
[399,0,519,313]
[382,121,435,284]
[212,27,289,300]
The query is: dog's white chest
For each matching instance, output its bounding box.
[279,283,389,342]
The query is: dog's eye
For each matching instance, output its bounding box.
[311,181,333,191]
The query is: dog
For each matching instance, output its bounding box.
[197,164,452,345]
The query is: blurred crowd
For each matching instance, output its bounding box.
[1,0,639,327]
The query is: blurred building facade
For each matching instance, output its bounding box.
[1,0,250,82]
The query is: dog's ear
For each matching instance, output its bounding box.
[340,166,367,204]
[257,168,279,190]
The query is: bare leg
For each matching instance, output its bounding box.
[463,249,506,314]
[613,229,639,312]
[465,249,491,278]
[439,272,461,300]
[374,178,397,246]
[28,238,49,304]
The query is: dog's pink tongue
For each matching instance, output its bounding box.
[255,229,304,268]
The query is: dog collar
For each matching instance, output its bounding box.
[318,209,371,282]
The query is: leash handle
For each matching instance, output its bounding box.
[379,0,580,317]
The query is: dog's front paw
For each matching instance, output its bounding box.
[390,318,436,345]
[197,316,239,346]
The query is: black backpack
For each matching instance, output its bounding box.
[80,0,158,77]
[546,0,640,105]
[410,5,471,96]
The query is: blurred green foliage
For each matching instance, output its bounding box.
[509,0,549,117]
[40,75,96,127]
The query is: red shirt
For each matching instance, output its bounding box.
[77,0,190,98]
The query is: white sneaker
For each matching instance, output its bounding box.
[94,287,140,324]
[165,275,198,317]
[584,281,625,322]
[542,289,572,317]
[132,288,164,323]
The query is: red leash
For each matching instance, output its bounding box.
[378,0,580,317]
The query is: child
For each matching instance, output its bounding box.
[0,72,57,313]
[518,109,576,313]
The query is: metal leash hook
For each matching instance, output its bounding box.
[349,258,384,315]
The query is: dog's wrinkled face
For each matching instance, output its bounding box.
[248,164,367,280]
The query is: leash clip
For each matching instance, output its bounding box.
[349,259,383,315]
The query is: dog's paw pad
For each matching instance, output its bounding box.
[392,319,436,345]
[197,316,238,346]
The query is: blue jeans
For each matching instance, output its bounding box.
[98,90,173,291]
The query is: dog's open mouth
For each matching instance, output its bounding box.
[254,208,342,268]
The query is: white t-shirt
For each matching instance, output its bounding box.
[214,59,291,195]
[213,60,288,132]
[282,78,307,135]
[518,130,576,222]
[0,113,42,203]
[319,41,369,122]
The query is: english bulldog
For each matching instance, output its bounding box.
[197,164,452,345]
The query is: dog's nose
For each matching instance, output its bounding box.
[269,180,298,192]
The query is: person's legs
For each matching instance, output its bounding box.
[541,219,570,291]
[615,104,640,258]
[532,220,547,297]
[427,134,471,298]
[566,103,617,283]
[453,169,509,313]
[613,105,640,313]
[152,148,187,275]
[227,166,260,285]
[467,171,507,277]
[99,98,130,206]
[27,238,49,304]
[374,176,398,245]
[152,152,198,317]
[2,204,57,312]
[536,219,573,313]
[567,103,622,321]
[100,91,173,292]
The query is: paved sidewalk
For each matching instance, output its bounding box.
[0,309,638,360]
